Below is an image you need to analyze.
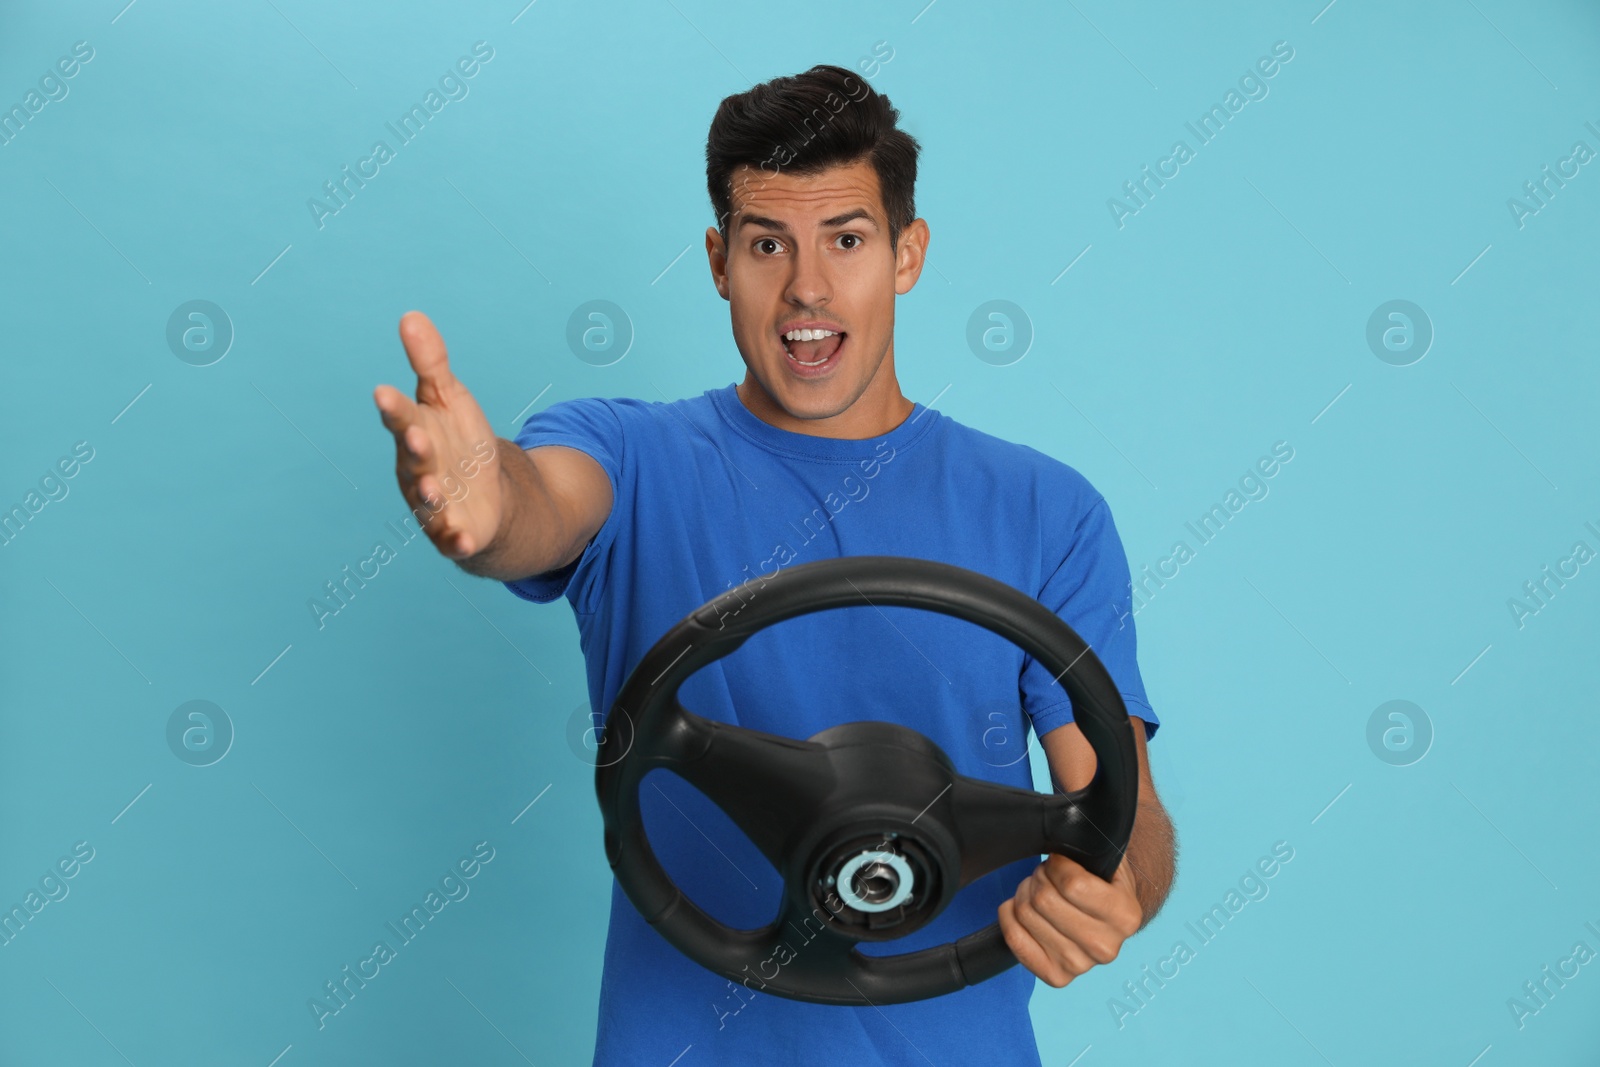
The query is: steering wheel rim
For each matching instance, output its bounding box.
[595,555,1139,1005]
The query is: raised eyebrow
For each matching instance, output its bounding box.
[820,209,879,231]
[738,209,881,234]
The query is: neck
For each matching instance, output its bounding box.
[738,343,914,439]
[737,374,913,440]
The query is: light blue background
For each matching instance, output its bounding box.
[3,0,1598,1063]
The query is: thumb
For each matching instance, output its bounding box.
[398,310,456,404]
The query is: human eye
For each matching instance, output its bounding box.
[754,236,785,255]
[835,233,863,251]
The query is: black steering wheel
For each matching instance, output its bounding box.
[594,555,1139,1005]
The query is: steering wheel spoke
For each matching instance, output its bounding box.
[769,891,859,965]
[947,774,1056,886]
[654,699,838,872]
[948,773,1123,886]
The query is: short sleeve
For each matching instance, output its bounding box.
[1021,495,1160,741]
[500,397,625,610]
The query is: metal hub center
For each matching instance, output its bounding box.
[835,849,915,912]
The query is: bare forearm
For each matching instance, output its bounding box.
[456,438,573,582]
[1125,797,1177,929]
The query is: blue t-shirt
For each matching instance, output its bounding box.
[503,383,1158,1066]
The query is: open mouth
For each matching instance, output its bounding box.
[780,326,846,374]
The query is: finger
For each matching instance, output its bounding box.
[1042,855,1141,932]
[1019,871,1124,967]
[378,388,428,496]
[377,388,433,484]
[373,383,418,434]
[415,473,455,514]
[999,897,1082,988]
[398,310,456,406]
[997,899,1058,986]
[444,527,477,558]
[417,508,466,557]
[409,479,471,558]
[1020,874,1104,972]
[404,424,434,468]
[413,476,475,544]
[389,423,434,487]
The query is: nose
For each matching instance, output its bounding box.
[783,241,831,309]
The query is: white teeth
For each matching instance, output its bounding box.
[781,326,841,367]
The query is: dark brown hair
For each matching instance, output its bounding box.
[705,64,921,252]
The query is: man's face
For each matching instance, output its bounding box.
[707,159,928,432]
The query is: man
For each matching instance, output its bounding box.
[375,64,1175,1065]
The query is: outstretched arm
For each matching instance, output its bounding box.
[997,716,1178,988]
[373,310,612,581]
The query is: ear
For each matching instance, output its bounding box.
[706,226,730,301]
[894,217,930,296]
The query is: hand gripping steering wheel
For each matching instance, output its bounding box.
[595,555,1139,1005]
